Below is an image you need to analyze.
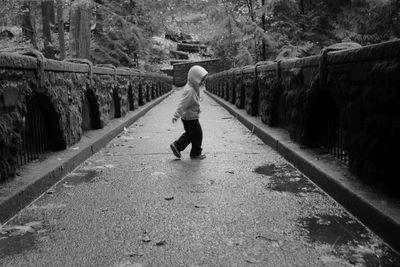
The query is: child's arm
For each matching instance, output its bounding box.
[172,89,196,122]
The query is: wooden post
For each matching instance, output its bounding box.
[41,0,55,59]
[261,0,266,61]
[70,3,91,59]
[57,0,66,60]
[21,2,37,49]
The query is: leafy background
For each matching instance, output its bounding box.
[0,0,399,69]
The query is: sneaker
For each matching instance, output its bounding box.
[170,143,181,158]
[190,154,206,160]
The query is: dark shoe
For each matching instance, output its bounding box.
[170,143,181,158]
[190,154,206,160]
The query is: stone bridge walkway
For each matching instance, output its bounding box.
[1,90,399,266]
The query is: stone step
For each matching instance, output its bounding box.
[177,43,208,53]
[169,50,189,60]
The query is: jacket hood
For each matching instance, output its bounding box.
[187,65,208,89]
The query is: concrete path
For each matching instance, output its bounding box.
[1,90,399,266]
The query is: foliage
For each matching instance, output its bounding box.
[0,1,23,26]
[209,1,278,67]
[1,0,400,68]
[210,0,400,66]
[210,15,243,66]
[336,0,400,44]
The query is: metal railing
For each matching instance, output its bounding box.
[17,106,50,167]
[319,118,349,165]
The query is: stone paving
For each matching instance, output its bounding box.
[1,90,399,266]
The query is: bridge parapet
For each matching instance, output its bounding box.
[207,40,400,193]
[0,52,173,181]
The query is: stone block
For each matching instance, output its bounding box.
[2,87,18,108]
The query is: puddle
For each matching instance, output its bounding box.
[254,164,280,176]
[63,169,98,185]
[265,174,321,195]
[298,214,400,266]
[299,214,370,246]
[0,220,47,258]
[255,164,321,195]
[0,232,36,257]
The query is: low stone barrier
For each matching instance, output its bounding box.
[0,52,173,181]
[173,58,230,87]
[207,40,400,194]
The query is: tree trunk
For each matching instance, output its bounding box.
[41,1,55,59]
[57,0,66,60]
[299,0,305,13]
[246,0,255,22]
[70,5,91,59]
[21,2,37,49]
[93,2,104,35]
[261,0,266,61]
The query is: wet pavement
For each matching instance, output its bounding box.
[1,89,400,266]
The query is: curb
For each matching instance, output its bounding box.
[0,92,172,224]
[205,90,400,252]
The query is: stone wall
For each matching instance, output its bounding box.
[173,58,230,87]
[207,40,400,193]
[0,52,173,181]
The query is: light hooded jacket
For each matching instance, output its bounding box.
[173,65,208,121]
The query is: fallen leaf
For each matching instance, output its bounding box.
[155,240,166,246]
[124,252,144,258]
[244,257,263,264]
[142,235,151,243]
[46,189,55,194]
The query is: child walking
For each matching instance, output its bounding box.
[170,65,208,160]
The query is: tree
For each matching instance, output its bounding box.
[57,0,66,60]
[261,0,266,60]
[21,2,37,49]
[90,0,146,66]
[70,0,92,59]
[210,0,276,65]
[41,0,55,59]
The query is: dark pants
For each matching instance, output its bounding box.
[174,119,203,157]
